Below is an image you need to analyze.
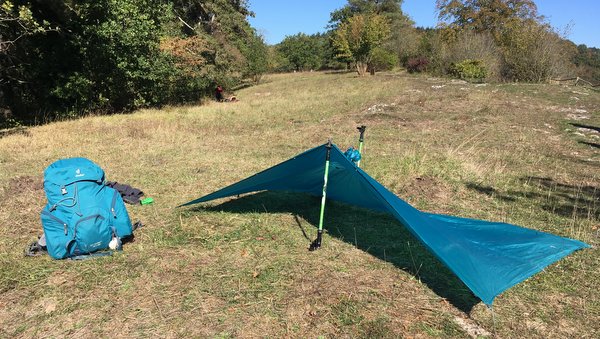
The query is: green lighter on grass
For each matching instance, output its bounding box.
[140,197,154,205]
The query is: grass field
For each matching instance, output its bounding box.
[1,71,598,338]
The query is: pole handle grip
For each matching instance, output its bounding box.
[357,125,366,141]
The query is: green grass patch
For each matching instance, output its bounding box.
[0,71,598,337]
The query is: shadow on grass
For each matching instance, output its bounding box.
[323,69,355,75]
[465,183,517,202]
[190,191,480,313]
[466,177,600,220]
[0,126,29,139]
[579,141,600,149]
[569,122,600,133]
[231,81,258,91]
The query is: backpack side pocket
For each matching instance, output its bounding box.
[41,208,71,259]
[108,188,133,237]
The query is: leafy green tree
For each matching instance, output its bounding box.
[0,1,50,53]
[0,0,54,119]
[386,16,418,66]
[266,45,292,72]
[277,33,322,71]
[329,0,414,69]
[436,0,541,41]
[169,0,260,89]
[329,0,403,28]
[241,33,269,83]
[369,47,398,73]
[275,32,347,71]
[1,0,261,122]
[573,44,600,83]
[1,0,177,118]
[71,0,176,110]
[332,14,391,76]
[314,32,348,70]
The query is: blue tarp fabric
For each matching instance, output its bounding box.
[182,143,589,305]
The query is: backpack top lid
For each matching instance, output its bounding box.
[44,158,105,188]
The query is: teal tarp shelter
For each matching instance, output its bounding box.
[182,143,589,305]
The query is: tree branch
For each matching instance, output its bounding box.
[177,16,196,31]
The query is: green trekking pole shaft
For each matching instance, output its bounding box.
[357,125,366,168]
[318,152,331,231]
[310,139,332,251]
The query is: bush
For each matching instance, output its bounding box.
[422,31,500,80]
[499,21,574,82]
[406,57,429,73]
[449,59,487,81]
[369,47,398,73]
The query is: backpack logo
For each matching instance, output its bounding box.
[75,168,85,178]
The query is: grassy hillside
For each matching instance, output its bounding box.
[1,72,598,338]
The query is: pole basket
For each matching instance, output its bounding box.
[309,230,323,251]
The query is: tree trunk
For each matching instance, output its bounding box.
[356,62,368,76]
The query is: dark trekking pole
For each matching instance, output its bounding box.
[310,139,333,251]
[356,125,366,168]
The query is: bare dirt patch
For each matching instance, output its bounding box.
[399,176,452,209]
[6,175,42,193]
[0,175,43,203]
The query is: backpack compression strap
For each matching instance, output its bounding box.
[49,182,83,217]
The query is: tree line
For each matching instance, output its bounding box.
[273,0,599,83]
[1,0,599,125]
[1,0,268,124]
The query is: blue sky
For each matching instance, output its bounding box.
[248,0,600,48]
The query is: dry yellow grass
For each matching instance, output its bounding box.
[0,71,598,338]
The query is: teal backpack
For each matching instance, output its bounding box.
[40,158,133,259]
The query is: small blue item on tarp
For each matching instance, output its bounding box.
[181,143,590,305]
[344,147,361,163]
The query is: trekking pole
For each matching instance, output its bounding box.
[356,125,366,168]
[310,139,332,251]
